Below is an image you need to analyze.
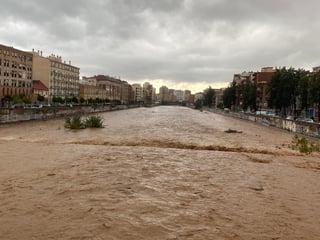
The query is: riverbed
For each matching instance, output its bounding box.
[0,106,319,239]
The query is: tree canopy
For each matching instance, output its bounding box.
[222,82,236,108]
[203,86,215,107]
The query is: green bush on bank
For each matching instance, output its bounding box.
[65,115,104,129]
[292,135,320,153]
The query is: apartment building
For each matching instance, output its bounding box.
[143,82,156,105]
[159,86,169,103]
[32,50,80,103]
[183,90,193,106]
[174,90,184,102]
[121,81,133,104]
[79,84,106,101]
[232,68,275,109]
[81,76,106,101]
[168,89,176,102]
[132,83,143,104]
[253,67,275,109]
[84,75,133,104]
[0,44,33,100]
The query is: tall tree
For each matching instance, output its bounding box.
[240,81,256,111]
[223,82,236,109]
[308,72,320,113]
[203,86,215,107]
[296,69,309,114]
[268,67,298,115]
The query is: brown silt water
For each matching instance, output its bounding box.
[0,106,319,239]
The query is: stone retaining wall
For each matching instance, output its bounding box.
[208,108,320,139]
[0,105,134,124]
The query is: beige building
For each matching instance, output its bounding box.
[82,76,97,86]
[32,50,80,103]
[0,44,33,100]
[79,84,106,101]
[132,83,143,103]
[121,81,132,104]
[143,82,156,104]
[85,75,132,104]
[184,90,192,104]
[159,86,169,103]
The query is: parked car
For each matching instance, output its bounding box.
[10,103,24,109]
[24,104,42,109]
[296,117,314,123]
[255,110,267,115]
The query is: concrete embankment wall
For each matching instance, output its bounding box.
[0,105,134,124]
[207,108,320,139]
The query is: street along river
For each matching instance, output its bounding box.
[0,106,319,239]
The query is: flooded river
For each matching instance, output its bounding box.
[0,106,320,239]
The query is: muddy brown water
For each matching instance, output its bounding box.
[0,106,319,240]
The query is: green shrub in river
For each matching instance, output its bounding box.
[64,115,85,129]
[84,115,104,128]
[65,115,104,129]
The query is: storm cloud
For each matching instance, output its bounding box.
[1,0,319,92]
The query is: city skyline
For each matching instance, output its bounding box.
[1,0,320,93]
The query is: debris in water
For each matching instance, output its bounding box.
[249,186,264,191]
[224,128,242,133]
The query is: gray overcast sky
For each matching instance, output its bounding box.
[1,0,319,93]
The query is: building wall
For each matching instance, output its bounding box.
[232,68,274,109]
[120,81,131,104]
[0,44,33,100]
[49,56,80,101]
[84,75,132,104]
[33,89,49,102]
[32,51,80,102]
[254,71,274,108]
[94,75,122,102]
[132,84,143,103]
[159,86,169,103]
[79,84,106,100]
[82,76,97,86]
[142,82,155,104]
[176,90,185,102]
[32,52,50,87]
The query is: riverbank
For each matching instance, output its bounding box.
[204,108,320,139]
[0,104,137,124]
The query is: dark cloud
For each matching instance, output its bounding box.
[1,0,320,92]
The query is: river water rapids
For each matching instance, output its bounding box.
[0,106,320,239]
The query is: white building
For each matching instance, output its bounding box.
[174,90,184,102]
